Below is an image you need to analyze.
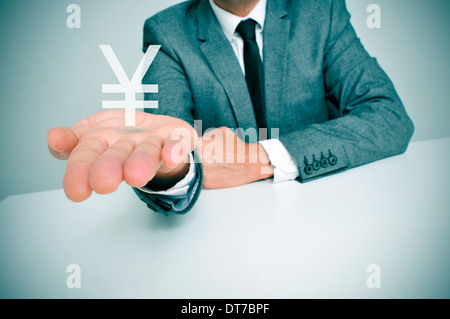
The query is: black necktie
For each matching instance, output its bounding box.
[236,19,267,133]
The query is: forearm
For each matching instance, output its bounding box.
[279,93,414,182]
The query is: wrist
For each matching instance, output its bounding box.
[146,160,190,191]
[247,143,274,182]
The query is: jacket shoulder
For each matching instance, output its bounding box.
[144,0,199,32]
[285,0,335,16]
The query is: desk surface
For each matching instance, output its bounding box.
[1,138,449,298]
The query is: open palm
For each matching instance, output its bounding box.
[47,110,196,202]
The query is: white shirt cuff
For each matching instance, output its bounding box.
[137,153,195,196]
[258,139,299,183]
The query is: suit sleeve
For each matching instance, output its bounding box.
[279,0,414,182]
[132,17,204,215]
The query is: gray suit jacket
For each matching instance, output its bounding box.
[134,0,414,214]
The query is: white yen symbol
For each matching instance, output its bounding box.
[100,45,160,126]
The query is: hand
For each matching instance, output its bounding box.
[196,127,274,189]
[47,110,197,202]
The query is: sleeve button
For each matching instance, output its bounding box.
[312,161,320,171]
[320,152,329,168]
[329,156,338,166]
[312,155,320,171]
[304,165,314,175]
[327,150,338,166]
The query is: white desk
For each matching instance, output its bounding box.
[0,138,449,298]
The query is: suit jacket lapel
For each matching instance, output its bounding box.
[263,0,290,132]
[197,0,258,130]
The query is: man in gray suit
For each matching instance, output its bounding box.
[47,0,414,215]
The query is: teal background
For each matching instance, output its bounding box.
[0,0,449,200]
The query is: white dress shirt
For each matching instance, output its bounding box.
[139,0,299,197]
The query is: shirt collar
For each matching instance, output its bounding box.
[209,0,267,41]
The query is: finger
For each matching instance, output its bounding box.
[47,117,91,160]
[124,135,163,187]
[161,125,199,167]
[47,127,79,160]
[63,137,108,202]
[89,139,135,194]
[161,138,189,168]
